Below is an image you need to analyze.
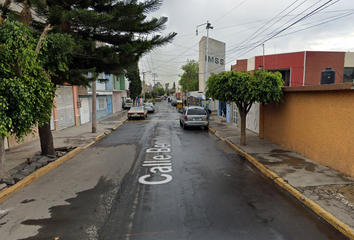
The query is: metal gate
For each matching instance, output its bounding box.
[246,102,260,134]
[56,86,75,130]
[232,102,238,126]
[80,98,90,124]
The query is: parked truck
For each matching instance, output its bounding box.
[123,98,133,109]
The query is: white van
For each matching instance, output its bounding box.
[123,98,133,109]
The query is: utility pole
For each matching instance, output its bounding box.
[152,73,158,87]
[263,43,265,71]
[196,21,213,95]
[92,80,97,133]
[187,71,190,106]
[142,71,151,101]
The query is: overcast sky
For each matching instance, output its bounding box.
[139,0,354,88]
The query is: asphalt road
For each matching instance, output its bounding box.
[0,101,346,240]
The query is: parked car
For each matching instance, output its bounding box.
[180,106,209,130]
[171,98,177,106]
[123,98,133,109]
[143,102,155,113]
[127,106,148,120]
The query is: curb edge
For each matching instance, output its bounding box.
[0,117,128,205]
[209,127,354,240]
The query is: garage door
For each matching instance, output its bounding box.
[56,86,75,130]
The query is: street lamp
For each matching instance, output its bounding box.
[196,21,213,105]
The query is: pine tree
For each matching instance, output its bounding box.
[1,0,176,155]
[27,0,177,85]
[126,63,142,103]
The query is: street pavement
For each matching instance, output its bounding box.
[3,104,354,239]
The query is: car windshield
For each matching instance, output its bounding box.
[130,107,143,110]
[187,108,206,115]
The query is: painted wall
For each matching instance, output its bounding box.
[199,36,226,92]
[261,84,354,176]
[232,59,247,71]
[305,51,345,85]
[255,52,305,86]
[232,51,353,87]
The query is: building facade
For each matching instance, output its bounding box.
[232,51,354,86]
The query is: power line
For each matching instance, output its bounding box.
[226,0,341,65]
[213,0,249,24]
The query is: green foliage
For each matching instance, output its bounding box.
[207,69,283,145]
[206,70,284,106]
[14,0,177,86]
[144,92,152,99]
[0,20,56,139]
[126,63,142,100]
[38,33,76,83]
[155,87,165,97]
[178,59,199,92]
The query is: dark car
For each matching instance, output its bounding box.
[180,106,209,130]
[171,98,177,106]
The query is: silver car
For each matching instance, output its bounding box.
[143,102,155,113]
[180,106,209,130]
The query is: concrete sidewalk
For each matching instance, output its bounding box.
[208,114,354,239]
[3,109,354,239]
[4,110,129,171]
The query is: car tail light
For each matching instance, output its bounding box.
[184,116,187,121]
[206,116,209,121]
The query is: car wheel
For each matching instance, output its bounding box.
[204,125,209,130]
[180,120,182,126]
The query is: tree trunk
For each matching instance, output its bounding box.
[0,135,11,178]
[239,107,247,146]
[39,122,56,156]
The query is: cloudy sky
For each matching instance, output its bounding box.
[139,0,354,88]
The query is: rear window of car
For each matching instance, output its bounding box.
[126,99,132,103]
[187,108,206,115]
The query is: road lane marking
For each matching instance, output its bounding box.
[139,141,173,185]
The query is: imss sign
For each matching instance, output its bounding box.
[138,142,173,185]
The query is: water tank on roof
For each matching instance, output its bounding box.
[321,67,335,84]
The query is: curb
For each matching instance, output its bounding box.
[0,147,83,205]
[0,118,128,205]
[209,126,354,240]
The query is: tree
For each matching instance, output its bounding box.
[0,20,56,178]
[145,92,152,99]
[126,63,142,103]
[155,87,165,97]
[37,32,77,155]
[206,70,284,146]
[1,0,176,155]
[178,60,199,92]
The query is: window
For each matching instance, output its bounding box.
[187,108,207,115]
[99,98,105,109]
[343,68,354,83]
